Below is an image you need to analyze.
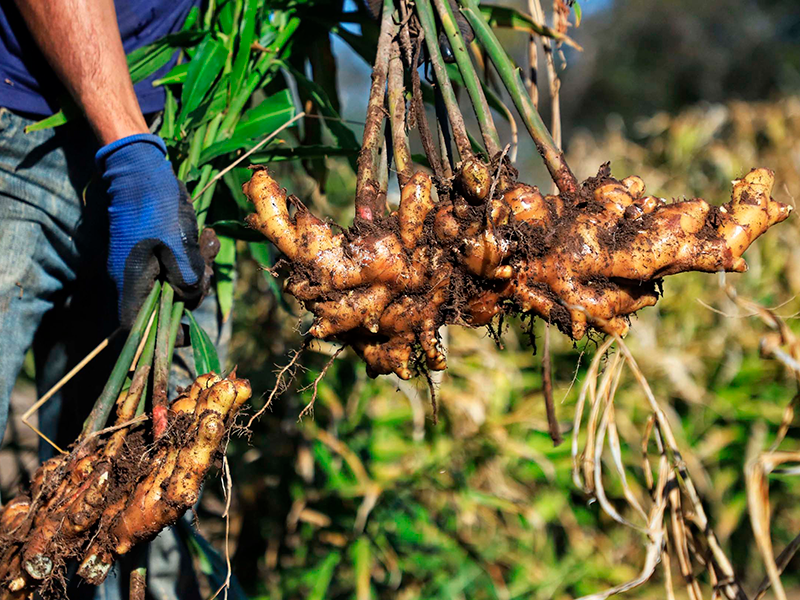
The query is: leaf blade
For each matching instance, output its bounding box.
[186,310,221,374]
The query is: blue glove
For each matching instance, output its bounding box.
[97,133,207,327]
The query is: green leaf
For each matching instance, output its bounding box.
[24,101,79,133]
[152,62,189,87]
[230,0,258,97]
[478,5,582,50]
[573,1,583,27]
[234,89,296,140]
[26,29,204,133]
[186,310,221,374]
[178,37,228,126]
[160,87,177,140]
[182,5,200,31]
[127,30,207,84]
[215,235,236,322]
[183,75,231,130]
[210,220,263,242]
[308,552,341,600]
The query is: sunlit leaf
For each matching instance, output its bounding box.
[234,89,296,140]
[186,310,220,374]
[230,0,259,97]
[178,37,228,126]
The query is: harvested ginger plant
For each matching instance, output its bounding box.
[245,163,790,380]
[0,372,250,598]
[243,0,791,381]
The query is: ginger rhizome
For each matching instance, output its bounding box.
[0,373,251,599]
[245,163,790,380]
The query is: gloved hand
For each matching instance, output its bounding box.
[96,133,207,327]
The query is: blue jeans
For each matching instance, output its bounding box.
[0,108,230,599]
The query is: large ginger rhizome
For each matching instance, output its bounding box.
[245,162,791,380]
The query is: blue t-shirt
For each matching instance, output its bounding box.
[0,0,199,117]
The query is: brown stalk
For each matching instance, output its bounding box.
[410,35,444,180]
[541,323,561,445]
[387,40,412,187]
[355,0,397,222]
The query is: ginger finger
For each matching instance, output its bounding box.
[0,498,30,533]
[398,172,435,249]
[309,285,393,337]
[244,167,300,258]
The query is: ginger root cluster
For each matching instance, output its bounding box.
[244,163,790,380]
[0,373,250,599]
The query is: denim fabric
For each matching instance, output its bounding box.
[0,108,230,600]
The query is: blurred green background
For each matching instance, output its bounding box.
[3,0,800,598]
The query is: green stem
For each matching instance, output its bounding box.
[135,310,160,417]
[81,283,161,436]
[167,302,186,361]
[195,178,218,230]
[432,0,501,156]
[415,0,472,160]
[459,0,578,196]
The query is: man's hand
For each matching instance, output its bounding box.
[96,134,207,327]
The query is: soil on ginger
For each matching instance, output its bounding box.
[244,158,791,382]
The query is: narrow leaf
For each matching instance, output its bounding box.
[478,5,582,50]
[233,89,296,140]
[178,37,228,126]
[152,62,189,87]
[230,0,258,97]
[159,87,177,139]
[215,235,236,322]
[573,1,583,27]
[127,30,207,83]
[308,552,341,600]
[183,75,231,130]
[186,310,221,374]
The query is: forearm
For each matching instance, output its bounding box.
[13,0,148,145]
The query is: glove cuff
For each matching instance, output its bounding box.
[95,133,168,169]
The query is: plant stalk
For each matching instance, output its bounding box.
[167,301,186,362]
[152,283,174,438]
[354,0,396,222]
[387,40,412,187]
[415,0,473,161]
[135,309,160,417]
[81,282,161,436]
[459,0,578,197]
[432,0,501,156]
